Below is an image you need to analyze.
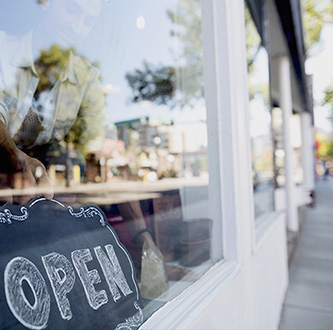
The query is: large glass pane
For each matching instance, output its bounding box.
[245,3,275,220]
[0,0,221,325]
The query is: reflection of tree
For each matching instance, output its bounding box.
[322,82,333,136]
[125,0,203,108]
[34,44,104,153]
[323,85,333,120]
[125,62,176,105]
[168,0,204,104]
[302,0,333,113]
[244,4,262,74]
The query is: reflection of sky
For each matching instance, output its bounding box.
[1,0,205,124]
[91,1,177,123]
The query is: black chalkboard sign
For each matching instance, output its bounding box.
[0,197,142,330]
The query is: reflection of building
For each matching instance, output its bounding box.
[116,117,172,149]
[114,116,208,180]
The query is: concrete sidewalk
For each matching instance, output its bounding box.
[279,178,333,329]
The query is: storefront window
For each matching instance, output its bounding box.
[272,110,304,186]
[0,0,221,326]
[245,3,275,220]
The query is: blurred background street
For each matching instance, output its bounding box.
[279,177,333,329]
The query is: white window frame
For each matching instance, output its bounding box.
[140,0,255,328]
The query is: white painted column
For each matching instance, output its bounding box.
[279,56,298,232]
[301,112,315,190]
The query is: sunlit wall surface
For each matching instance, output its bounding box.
[245,3,275,220]
[0,0,221,322]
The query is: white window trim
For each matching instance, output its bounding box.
[254,210,285,248]
[204,0,255,262]
[140,260,240,329]
[139,0,255,328]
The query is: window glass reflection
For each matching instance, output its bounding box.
[245,4,275,219]
[291,114,304,185]
[272,107,285,186]
[0,0,219,321]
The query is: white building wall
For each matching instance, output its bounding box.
[140,0,290,328]
[252,213,289,329]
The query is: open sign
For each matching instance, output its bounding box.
[0,198,142,330]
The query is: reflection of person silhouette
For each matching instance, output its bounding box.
[0,0,169,293]
[0,0,105,204]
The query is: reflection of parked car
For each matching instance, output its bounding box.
[253,168,259,190]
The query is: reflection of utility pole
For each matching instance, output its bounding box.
[65,142,72,187]
[181,131,186,177]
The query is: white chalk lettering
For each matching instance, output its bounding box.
[94,245,133,302]
[42,252,75,321]
[4,257,51,330]
[71,249,108,310]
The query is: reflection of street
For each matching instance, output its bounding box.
[0,177,209,205]
[253,180,275,218]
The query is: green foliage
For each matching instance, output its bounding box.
[167,0,204,103]
[244,4,262,73]
[322,82,333,130]
[302,0,333,56]
[322,84,333,106]
[34,45,73,99]
[244,4,269,103]
[302,0,333,160]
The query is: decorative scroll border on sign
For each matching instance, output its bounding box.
[115,301,143,330]
[68,206,106,226]
[0,207,29,224]
[0,198,106,227]
[0,197,143,329]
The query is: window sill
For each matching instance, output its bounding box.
[139,259,240,329]
[254,210,285,250]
